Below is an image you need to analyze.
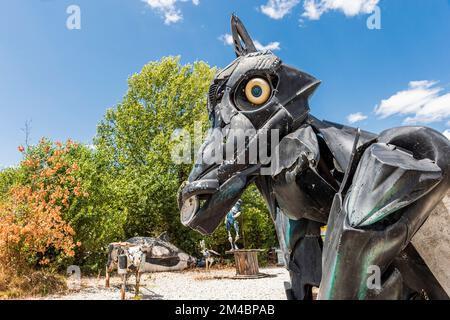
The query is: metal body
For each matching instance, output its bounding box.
[225,200,242,250]
[107,236,196,274]
[178,15,450,300]
[105,236,196,298]
[200,239,220,270]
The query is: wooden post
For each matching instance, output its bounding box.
[120,274,127,300]
[226,249,268,279]
[235,250,259,275]
[135,272,141,297]
[105,266,110,288]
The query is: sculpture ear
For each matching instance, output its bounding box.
[231,14,257,57]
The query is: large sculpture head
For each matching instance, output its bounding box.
[178,15,320,235]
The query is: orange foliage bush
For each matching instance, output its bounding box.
[0,139,86,276]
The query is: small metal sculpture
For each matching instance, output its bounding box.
[199,239,220,270]
[178,15,450,300]
[105,242,144,299]
[105,236,196,299]
[225,199,242,250]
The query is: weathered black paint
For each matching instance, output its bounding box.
[178,15,450,300]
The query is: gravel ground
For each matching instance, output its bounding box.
[41,267,291,300]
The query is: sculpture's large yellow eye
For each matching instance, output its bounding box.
[245,78,271,105]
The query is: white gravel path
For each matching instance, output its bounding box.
[41,267,290,300]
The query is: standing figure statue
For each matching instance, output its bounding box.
[178,15,450,300]
[225,199,242,250]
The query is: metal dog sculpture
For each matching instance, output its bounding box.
[178,15,450,300]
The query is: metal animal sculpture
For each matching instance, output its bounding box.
[225,199,242,250]
[178,15,450,300]
[105,236,196,299]
[199,239,220,270]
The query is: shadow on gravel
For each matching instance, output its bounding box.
[193,274,277,281]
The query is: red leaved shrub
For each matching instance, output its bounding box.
[0,139,86,295]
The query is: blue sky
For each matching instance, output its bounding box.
[1,0,450,167]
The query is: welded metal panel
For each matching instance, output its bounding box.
[347,143,442,227]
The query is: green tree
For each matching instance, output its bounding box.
[0,56,278,278]
[95,56,277,256]
[95,56,215,252]
[0,140,126,273]
[0,167,19,202]
[61,143,126,271]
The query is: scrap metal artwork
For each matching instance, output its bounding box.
[178,15,450,300]
[105,236,196,299]
[199,239,220,270]
[225,199,242,250]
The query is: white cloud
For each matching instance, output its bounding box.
[374,80,450,125]
[219,33,281,51]
[260,0,300,19]
[404,93,450,124]
[375,80,440,119]
[219,34,233,46]
[347,112,368,124]
[143,0,199,25]
[254,40,281,51]
[302,0,379,20]
[443,130,450,140]
[302,0,322,20]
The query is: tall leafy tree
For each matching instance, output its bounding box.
[95,56,277,255]
[95,57,215,250]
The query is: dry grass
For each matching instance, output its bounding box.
[0,270,67,299]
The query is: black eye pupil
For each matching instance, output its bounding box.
[251,86,262,97]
